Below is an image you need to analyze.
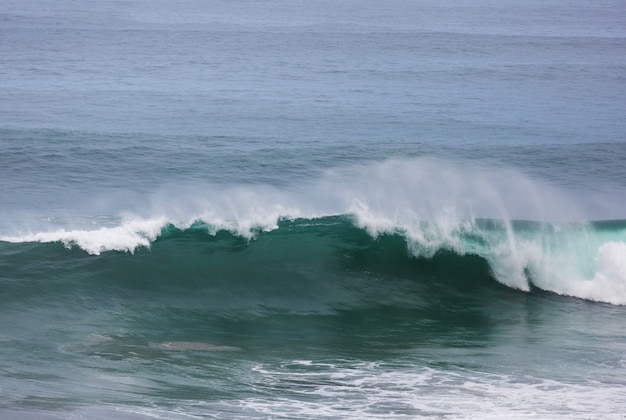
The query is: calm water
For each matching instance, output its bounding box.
[1,1,626,418]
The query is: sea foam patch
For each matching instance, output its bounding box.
[224,360,626,419]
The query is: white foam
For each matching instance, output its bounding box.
[218,361,626,419]
[558,241,626,305]
[0,217,167,255]
[475,223,626,304]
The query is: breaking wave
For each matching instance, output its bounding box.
[1,158,625,305]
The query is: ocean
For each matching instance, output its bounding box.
[1,0,626,418]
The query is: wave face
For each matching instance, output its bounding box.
[2,216,625,307]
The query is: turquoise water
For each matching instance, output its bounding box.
[1,1,626,418]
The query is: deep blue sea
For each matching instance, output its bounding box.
[1,1,626,418]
